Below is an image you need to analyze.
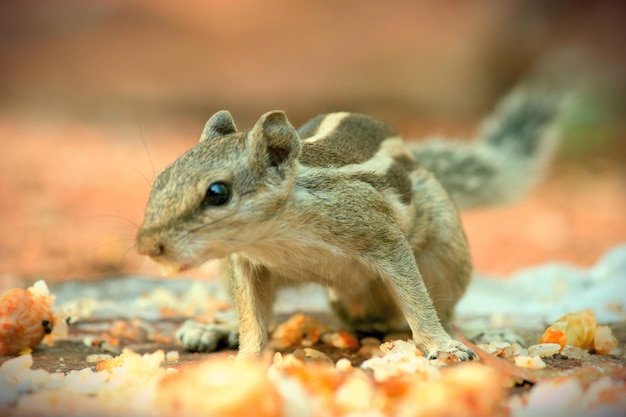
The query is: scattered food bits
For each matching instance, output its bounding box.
[379,339,422,355]
[1,325,623,417]
[539,310,621,356]
[269,313,328,349]
[95,355,125,372]
[18,347,33,356]
[15,390,100,415]
[292,348,333,365]
[489,341,512,352]
[512,376,626,416]
[0,353,34,375]
[321,329,360,349]
[272,351,305,369]
[156,358,281,417]
[399,363,506,417]
[514,355,547,369]
[477,341,526,358]
[1,281,624,417]
[165,350,180,362]
[593,325,619,355]
[504,343,525,358]
[527,343,561,358]
[560,345,590,360]
[0,281,56,355]
[86,354,113,363]
[539,310,597,350]
[585,377,626,409]
[335,358,353,371]
[64,368,109,394]
[362,339,439,382]
[334,372,376,414]
[358,337,384,358]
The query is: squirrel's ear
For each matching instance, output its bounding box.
[200,110,237,142]
[249,111,301,168]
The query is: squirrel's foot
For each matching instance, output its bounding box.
[426,339,477,362]
[176,319,239,352]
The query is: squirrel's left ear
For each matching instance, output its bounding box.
[248,111,301,169]
[200,110,237,142]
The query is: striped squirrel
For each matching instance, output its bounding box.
[136,90,561,361]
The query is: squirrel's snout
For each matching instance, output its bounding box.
[136,231,166,258]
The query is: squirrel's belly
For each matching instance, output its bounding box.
[239,243,375,289]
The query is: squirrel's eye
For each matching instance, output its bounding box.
[202,182,231,207]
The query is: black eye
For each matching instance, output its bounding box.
[202,182,231,207]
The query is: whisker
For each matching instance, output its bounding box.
[121,244,139,261]
[84,214,141,230]
[113,160,152,191]
[138,123,156,179]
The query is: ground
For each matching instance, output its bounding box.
[0,277,625,416]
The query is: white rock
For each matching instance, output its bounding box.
[527,343,561,357]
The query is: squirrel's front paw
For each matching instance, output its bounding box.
[176,319,239,352]
[426,340,477,362]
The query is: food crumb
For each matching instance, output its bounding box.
[86,354,113,363]
[0,281,56,355]
[514,355,546,369]
[527,343,561,358]
[335,358,353,371]
[593,325,620,355]
[165,351,180,362]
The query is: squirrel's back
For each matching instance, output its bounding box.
[297,112,402,168]
[293,89,561,211]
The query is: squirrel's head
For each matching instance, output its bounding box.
[136,110,302,275]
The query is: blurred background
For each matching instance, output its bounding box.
[1,0,625,288]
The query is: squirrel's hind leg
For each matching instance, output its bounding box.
[327,280,409,337]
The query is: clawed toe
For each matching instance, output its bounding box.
[427,340,477,362]
[176,319,239,352]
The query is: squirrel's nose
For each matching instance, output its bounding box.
[136,232,166,258]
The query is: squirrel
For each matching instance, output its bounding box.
[136,89,561,361]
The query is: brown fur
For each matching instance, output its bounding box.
[137,91,561,360]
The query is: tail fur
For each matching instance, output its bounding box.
[412,89,563,209]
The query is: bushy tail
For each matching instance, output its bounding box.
[412,89,563,209]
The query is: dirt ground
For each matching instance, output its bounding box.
[1,274,625,408]
[3,314,626,375]
[0,277,625,416]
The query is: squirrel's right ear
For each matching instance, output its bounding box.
[200,110,237,142]
[248,111,301,171]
